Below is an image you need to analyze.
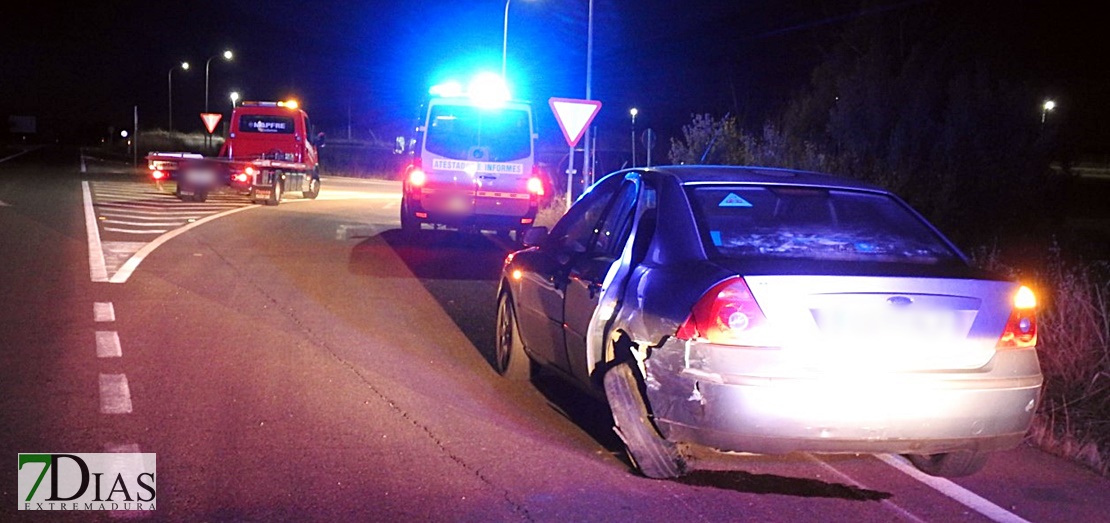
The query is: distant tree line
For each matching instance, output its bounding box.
[669,2,1067,247]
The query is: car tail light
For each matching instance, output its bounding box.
[676,276,776,347]
[526,177,544,196]
[408,168,427,187]
[233,173,249,183]
[997,285,1037,349]
[151,170,166,180]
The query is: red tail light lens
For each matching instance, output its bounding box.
[408,168,427,187]
[527,177,544,196]
[676,276,774,347]
[151,170,166,180]
[997,285,1037,349]
[233,173,249,183]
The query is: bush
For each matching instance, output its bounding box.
[975,245,1110,475]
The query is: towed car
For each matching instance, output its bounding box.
[495,165,1042,479]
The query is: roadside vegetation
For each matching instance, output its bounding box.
[664,3,1110,475]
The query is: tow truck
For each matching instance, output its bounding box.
[146,100,322,205]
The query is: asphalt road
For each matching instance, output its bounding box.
[1,146,1108,522]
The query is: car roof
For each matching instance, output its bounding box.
[645,165,886,192]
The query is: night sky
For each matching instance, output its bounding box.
[3,1,1107,155]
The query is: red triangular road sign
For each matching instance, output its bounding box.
[200,113,223,134]
[548,98,602,147]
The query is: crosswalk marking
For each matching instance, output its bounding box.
[87,180,252,280]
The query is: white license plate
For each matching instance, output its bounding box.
[184,169,217,184]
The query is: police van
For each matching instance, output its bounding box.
[401,76,544,239]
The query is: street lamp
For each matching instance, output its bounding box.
[167,61,189,133]
[1041,99,1056,124]
[501,0,534,80]
[630,108,638,168]
[230,91,240,110]
[205,50,234,115]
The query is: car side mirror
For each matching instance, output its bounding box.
[522,226,548,247]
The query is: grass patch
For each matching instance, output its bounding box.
[975,244,1110,475]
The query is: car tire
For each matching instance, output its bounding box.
[176,183,194,202]
[400,198,419,235]
[603,361,687,479]
[907,451,989,477]
[494,292,533,380]
[194,189,208,203]
[266,177,282,206]
[304,176,320,199]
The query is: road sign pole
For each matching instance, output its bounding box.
[566,146,575,211]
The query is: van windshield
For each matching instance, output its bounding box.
[425,105,531,162]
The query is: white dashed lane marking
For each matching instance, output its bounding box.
[96,331,122,358]
[98,374,133,414]
[94,302,116,322]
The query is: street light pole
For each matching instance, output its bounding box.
[630,108,638,168]
[167,61,188,133]
[583,0,594,186]
[204,50,233,147]
[205,50,233,115]
[502,0,512,80]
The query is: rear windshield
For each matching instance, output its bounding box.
[686,185,959,264]
[424,105,531,161]
[239,115,295,134]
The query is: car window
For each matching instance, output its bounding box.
[685,185,959,264]
[549,175,623,253]
[591,180,639,257]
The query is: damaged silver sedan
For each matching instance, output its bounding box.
[495,165,1042,479]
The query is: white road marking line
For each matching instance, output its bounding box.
[80,152,87,172]
[806,455,928,523]
[336,223,379,240]
[83,181,109,282]
[110,204,258,283]
[103,443,156,519]
[0,199,9,207]
[0,146,41,163]
[98,210,200,220]
[104,227,169,234]
[96,331,123,358]
[878,454,1031,523]
[104,443,141,453]
[103,219,187,227]
[99,374,133,414]
[97,202,242,211]
[94,302,116,322]
[99,210,208,219]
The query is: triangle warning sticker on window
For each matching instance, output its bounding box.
[719,193,753,207]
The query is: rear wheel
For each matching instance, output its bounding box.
[494,292,532,380]
[400,198,419,235]
[266,177,283,206]
[304,176,320,199]
[194,189,208,203]
[604,361,687,479]
[176,182,195,202]
[907,451,989,477]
